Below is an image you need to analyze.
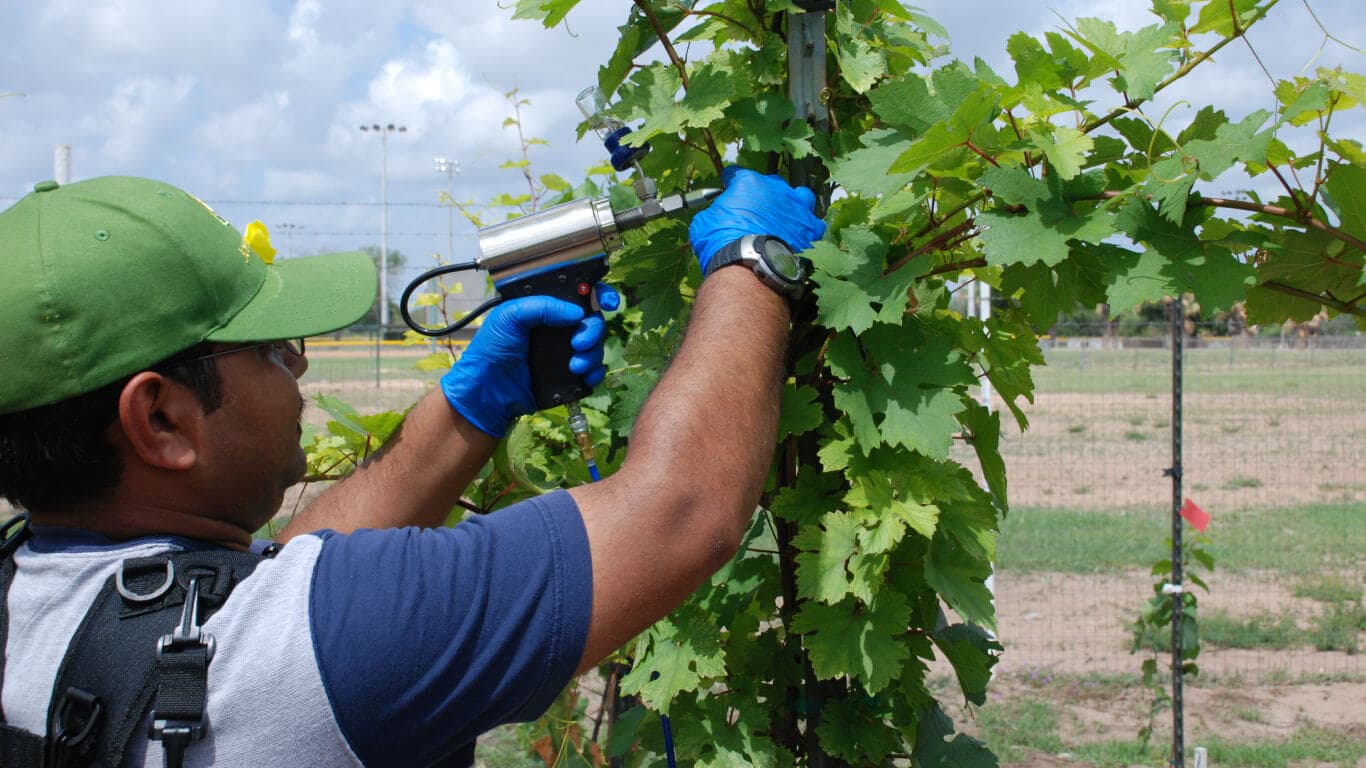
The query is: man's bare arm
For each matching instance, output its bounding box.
[569,266,789,672]
[279,392,496,540]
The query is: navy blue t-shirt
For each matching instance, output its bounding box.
[311,490,593,764]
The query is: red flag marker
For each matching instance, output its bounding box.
[1180,498,1210,532]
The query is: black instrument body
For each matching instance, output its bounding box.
[496,256,610,410]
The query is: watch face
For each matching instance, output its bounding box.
[760,238,802,281]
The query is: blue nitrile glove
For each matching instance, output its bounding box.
[688,166,827,272]
[441,284,620,437]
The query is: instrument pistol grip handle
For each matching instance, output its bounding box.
[502,258,611,411]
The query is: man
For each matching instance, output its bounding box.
[0,166,824,766]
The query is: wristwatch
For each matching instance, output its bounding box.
[704,234,806,302]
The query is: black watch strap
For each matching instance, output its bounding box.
[704,235,805,302]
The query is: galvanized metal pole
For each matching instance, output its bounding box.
[788,0,832,212]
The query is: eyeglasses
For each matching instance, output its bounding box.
[187,338,306,364]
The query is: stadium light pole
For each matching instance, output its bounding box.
[433,156,459,263]
[359,123,407,330]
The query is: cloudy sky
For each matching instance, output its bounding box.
[2,1,1361,312]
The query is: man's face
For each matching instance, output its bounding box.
[198,341,309,531]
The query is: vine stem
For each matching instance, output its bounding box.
[1095,190,1366,255]
[1263,280,1365,317]
[633,0,726,175]
[886,220,977,275]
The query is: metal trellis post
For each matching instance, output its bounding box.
[1166,297,1186,768]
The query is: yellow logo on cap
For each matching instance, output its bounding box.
[241,221,277,265]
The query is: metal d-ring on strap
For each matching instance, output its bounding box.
[116,559,175,603]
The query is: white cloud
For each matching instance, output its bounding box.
[191,90,294,161]
[89,75,197,168]
[288,0,323,55]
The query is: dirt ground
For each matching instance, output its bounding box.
[993,570,1362,679]
[992,391,1366,512]
[944,568,1366,767]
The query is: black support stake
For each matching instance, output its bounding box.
[1168,297,1185,768]
[787,4,838,766]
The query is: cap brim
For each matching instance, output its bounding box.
[206,250,377,342]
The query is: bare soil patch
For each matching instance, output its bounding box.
[993,392,1366,512]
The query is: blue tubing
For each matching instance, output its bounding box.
[661,714,677,768]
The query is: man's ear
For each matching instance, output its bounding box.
[115,372,204,471]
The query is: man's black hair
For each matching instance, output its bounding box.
[0,346,224,513]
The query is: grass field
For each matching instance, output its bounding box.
[998,502,1364,574]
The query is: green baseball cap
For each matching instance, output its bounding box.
[0,176,378,415]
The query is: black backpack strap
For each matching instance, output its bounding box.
[43,546,272,768]
[1,513,47,767]
[1,512,35,718]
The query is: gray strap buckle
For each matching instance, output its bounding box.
[115,558,174,603]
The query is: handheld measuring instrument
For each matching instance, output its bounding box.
[400,87,720,411]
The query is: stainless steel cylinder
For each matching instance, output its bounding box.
[476,196,620,280]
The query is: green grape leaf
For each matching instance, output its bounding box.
[868,72,946,135]
[1113,197,1255,312]
[836,35,886,94]
[827,335,883,453]
[498,418,557,494]
[1145,154,1197,224]
[778,383,823,440]
[812,274,880,334]
[831,129,917,198]
[795,512,860,604]
[771,470,842,526]
[1182,109,1273,177]
[809,228,923,334]
[912,703,998,767]
[1324,162,1366,240]
[730,94,815,157]
[1260,229,1362,286]
[1069,19,1178,101]
[924,529,996,631]
[932,623,1002,706]
[1007,32,1067,90]
[605,705,647,758]
[816,698,904,764]
[891,498,941,541]
[619,613,726,716]
[959,401,1007,512]
[1152,0,1194,25]
[1277,79,1332,125]
[606,371,656,435]
[880,389,964,460]
[1112,116,1177,155]
[978,166,1048,207]
[791,592,912,694]
[979,210,1072,267]
[612,220,694,331]
[511,0,581,27]
[1191,0,1261,36]
[1033,125,1094,180]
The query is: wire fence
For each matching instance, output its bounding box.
[300,322,1366,683]
[983,324,1364,683]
